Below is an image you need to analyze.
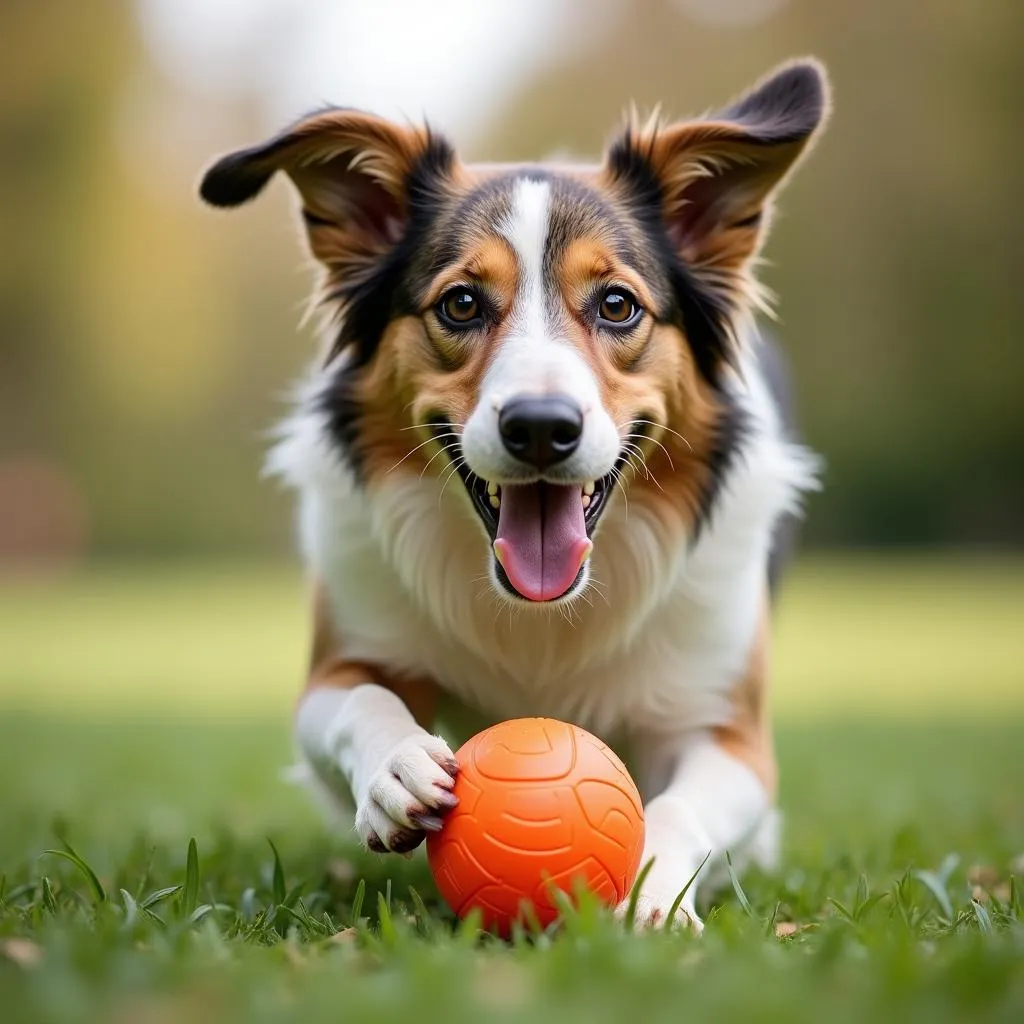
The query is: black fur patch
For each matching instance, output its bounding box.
[318,359,363,475]
[606,138,737,385]
[200,106,362,208]
[692,387,750,540]
[719,62,826,146]
[317,131,455,477]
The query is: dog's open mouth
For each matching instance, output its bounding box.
[429,424,625,603]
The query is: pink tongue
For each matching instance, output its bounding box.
[493,483,592,602]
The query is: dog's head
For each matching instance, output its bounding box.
[201,60,828,606]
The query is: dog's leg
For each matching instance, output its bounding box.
[625,734,773,931]
[624,604,776,931]
[294,588,457,853]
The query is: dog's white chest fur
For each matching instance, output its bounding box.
[271,350,818,740]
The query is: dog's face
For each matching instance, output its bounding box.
[202,61,827,605]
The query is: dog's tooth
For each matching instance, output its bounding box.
[583,481,595,496]
[489,494,500,509]
[581,494,591,509]
[578,539,594,567]
[486,481,498,497]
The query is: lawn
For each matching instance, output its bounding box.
[1,558,1022,1023]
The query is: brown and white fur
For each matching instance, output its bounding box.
[200,60,830,929]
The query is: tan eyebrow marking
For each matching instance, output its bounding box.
[557,237,656,312]
[423,234,518,309]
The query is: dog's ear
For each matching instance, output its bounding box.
[606,59,829,295]
[199,109,455,270]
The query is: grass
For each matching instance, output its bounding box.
[1,558,1023,1022]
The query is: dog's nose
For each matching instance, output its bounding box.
[498,394,583,469]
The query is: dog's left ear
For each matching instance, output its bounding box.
[606,59,830,284]
[199,108,455,271]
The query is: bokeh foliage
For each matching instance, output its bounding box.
[2,1,1022,558]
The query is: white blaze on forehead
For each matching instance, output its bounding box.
[498,177,551,338]
[460,173,622,480]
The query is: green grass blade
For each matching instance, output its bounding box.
[282,882,305,910]
[350,878,366,926]
[141,885,181,909]
[854,874,869,914]
[854,892,889,922]
[519,898,543,937]
[914,869,954,920]
[120,888,138,929]
[41,846,106,905]
[623,856,656,931]
[267,839,286,906]
[971,899,993,934]
[376,891,397,947]
[455,906,483,945]
[189,903,215,925]
[407,886,434,938]
[725,851,753,917]
[825,897,855,923]
[664,850,711,931]
[183,838,199,918]
[41,876,57,914]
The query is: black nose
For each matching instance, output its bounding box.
[498,394,583,469]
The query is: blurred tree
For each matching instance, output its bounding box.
[0,0,1021,560]
[1,0,305,559]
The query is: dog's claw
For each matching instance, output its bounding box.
[409,812,444,833]
[387,828,424,853]
[433,790,459,811]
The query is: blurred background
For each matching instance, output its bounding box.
[1,0,1022,720]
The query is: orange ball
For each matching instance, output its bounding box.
[427,718,645,935]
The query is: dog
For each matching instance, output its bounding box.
[200,59,830,929]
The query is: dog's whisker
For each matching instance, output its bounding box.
[623,444,667,494]
[621,442,652,479]
[399,421,466,433]
[387,433,459,474]
[585,573,611,608]
[437,458,466,504]
[419,444,458,479]
[630,418,694,453]
[608,466,629,519]
[618,440,643,471]
[624,432,675,473]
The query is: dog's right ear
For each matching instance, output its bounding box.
[199,109,455,269]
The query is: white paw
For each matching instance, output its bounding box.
[618,893,704,933]
[355,734,459,853]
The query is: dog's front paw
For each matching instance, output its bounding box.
[355,734,459,853]
[618,893,704,933]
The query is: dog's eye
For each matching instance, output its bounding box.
[438,288,480,326]
[598,289,641,326]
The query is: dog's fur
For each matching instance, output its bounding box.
[200,59,830,929]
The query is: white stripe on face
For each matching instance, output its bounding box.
[461,176,620,482]
[498,177,551,338]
